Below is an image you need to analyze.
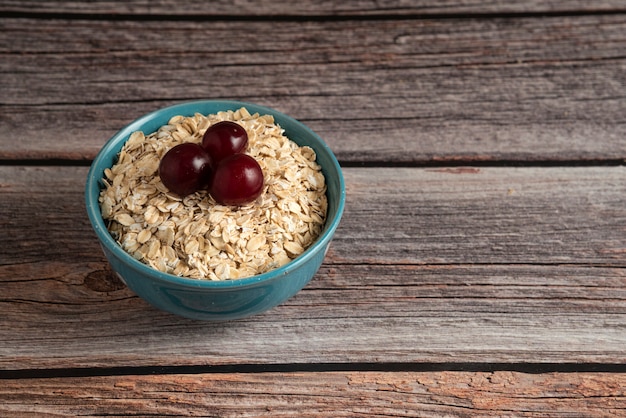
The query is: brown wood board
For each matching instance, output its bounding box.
[1,372,625,416]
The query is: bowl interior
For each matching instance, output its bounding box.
[85,100,345,289]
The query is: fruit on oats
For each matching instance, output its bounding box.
[202,121,249,163]
[210,154,264,206]
[159,143,213,196]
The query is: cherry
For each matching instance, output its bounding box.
[202,121,248,163]
[159,143,213,196]
[209,154,264,206]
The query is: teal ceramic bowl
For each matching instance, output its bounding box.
[85,100,345,320]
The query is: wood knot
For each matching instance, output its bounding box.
[84,269,126,292]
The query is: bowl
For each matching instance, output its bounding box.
[85,100,345,320]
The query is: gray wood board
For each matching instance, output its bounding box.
[1,16,624,162]
[1,166,624,369]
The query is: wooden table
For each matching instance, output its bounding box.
[1,1,625,416]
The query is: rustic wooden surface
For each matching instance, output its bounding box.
[1,0,625,416]
[2,14,625,163]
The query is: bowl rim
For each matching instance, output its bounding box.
[85,100,345,290]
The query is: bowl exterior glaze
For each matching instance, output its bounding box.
[86,100,345,320]
[100,238,328,321]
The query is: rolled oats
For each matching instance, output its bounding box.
[99,108,327,280]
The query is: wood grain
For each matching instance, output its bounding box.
[1,16,624,162]
[1,372,624,416]
[2,1,625,414]
[1,261,625,369]
[3,166,624,266]
[1,166,624,369]
[1,0,625,16]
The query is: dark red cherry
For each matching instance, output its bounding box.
[159,143,213,196]
[209,154,264,206]
[202,121,248,163]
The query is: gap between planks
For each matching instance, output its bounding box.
[4,362,626,380]
[2,9,626,23]
[0,158,624,168]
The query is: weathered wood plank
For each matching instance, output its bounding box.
[1,166,624,368]
[1,261,625,368]
[340,166,626,265]
[1,0,625,16]
[1,372,625,416]
[2,166,624,266]
[1,16,624,162]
